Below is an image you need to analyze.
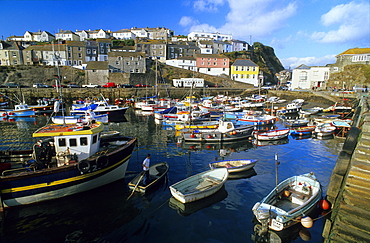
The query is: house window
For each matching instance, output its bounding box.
[247,67,250,71]
[116,61,120,65]
[78,53,82,58]
[87,49,91,54]
[201,62,204,65]
[213,62,216,66]
[241,74,244,78]
[235,66,238,71]
[78,47,81,52]
[253,67,256,71]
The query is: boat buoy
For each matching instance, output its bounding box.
[207,135,212,139]
[301,216,313,228]
[229,132,233,135]
[319,199,331,210]
[190,134,195,138]
[206,145,211,149]
[233,131,237,135]
[190,146,195,149]
[282,190,291,197]
[299,228,312,241]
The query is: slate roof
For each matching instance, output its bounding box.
[232,59,257,67]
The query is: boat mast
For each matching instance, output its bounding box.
[275,153,279,195]
[53,40,66,125]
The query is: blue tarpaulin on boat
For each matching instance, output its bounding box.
[155,106,177,114]
[74,103,98,111]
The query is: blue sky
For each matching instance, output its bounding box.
[1,0,369,69]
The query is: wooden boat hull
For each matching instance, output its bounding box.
[290,126,316,136]
[181,125,254,142]
[52,114,108,124]
[169,185,228,216]
[252,172,322,231]
[0,136,136,208]
[169,168,228,203]
[128,162,169,193]
[254,129,290,141]
[209,159,257,173]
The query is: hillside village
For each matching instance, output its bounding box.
[0,27,369,90]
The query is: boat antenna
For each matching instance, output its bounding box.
[275,153,280,196]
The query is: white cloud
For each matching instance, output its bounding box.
[189,23,218,33]
[193,0,226,12]
[281,55,336,69]
[311,1,370,44]
[179,16,198,27]
[184,0,298,39]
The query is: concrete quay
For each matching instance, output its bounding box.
[323,95,370,242]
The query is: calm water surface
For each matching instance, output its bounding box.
[0,109,344,243]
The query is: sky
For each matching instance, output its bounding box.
[1,0,369,69]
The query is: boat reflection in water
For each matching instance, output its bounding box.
[227,168,257,180]
[169,185,228,217]
[253,137,289,147]
[1,179,142,243]
[179,140,254,153]
[0,116,37,129]
[108,115,128,123]
[290,134,312,140]
[252,221,312,243]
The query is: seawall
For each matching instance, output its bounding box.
[323,94,370,242]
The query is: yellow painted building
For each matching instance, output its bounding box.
[231,59,259,86]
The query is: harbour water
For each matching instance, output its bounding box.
[0,108,344,243]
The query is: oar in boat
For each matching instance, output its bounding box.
[126,173,145,200]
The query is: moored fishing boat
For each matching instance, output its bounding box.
[254,129,290,141]
[313,123,336,137]
[284,118,310,127]
[252,172,322,231]
[209,159,257,173]
[71,100,128,119]
[236,114,277,126]
[180,120,254,142]
[0,120,136,209]
[169,168,228,203]
[0,103,36,118]
[290,126,316,136]
[175,120,219,130]
[52,110,109,124]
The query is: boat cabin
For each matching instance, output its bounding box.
[33,122,104,167]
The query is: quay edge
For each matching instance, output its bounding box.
[323,94,370,242]
[0,87,353,106]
